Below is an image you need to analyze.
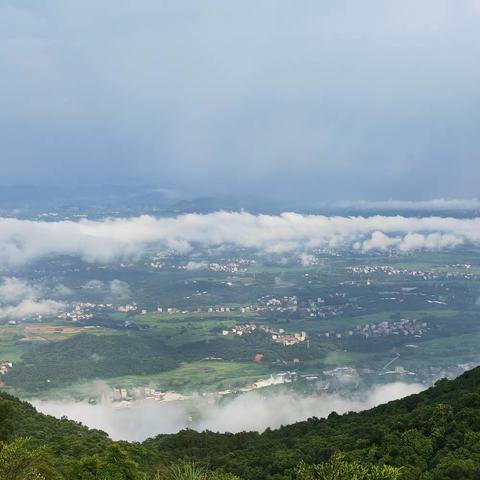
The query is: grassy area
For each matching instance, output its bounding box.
[130,310,260,324]
[399,331,480,368]
[116,310,266,347]
[0,342,27,363]
[0,323,117,364]
[320,350,373,366]
[105,360,272,393]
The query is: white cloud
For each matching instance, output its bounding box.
[1,212,480,267]
[52,284,74,297]
[0,298,64,319]
[33,382,423,441]
[109,280,131,298]
[299,253,315,266]
[82,279,131,298]
[0,277,65,319]
[82,280,106,290]
[185,261,208,270]
[0,277,40,303]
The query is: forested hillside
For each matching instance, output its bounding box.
[2,367,480,479]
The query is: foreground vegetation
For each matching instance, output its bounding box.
[2,366,480,478]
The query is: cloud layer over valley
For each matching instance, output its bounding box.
[1,212,480,267]
[33,382,423,441]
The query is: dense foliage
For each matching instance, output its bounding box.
[3,367,480,478]
[5,334,179,392]
[295,454,401,480]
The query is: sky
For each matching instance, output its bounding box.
[1,0,480,201]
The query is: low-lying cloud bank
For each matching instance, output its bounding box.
[2,212,480,267]
[330,198,480,211]
[0,277,65,319]
[33,382,423,441]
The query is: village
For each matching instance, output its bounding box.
[221,323,308,347]
[346,264,478,281]
[318,318,429,339]
[148,255,256,273]
[52,293,348,325]
[110,372,293,405]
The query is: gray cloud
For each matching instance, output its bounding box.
[1,1,480,200]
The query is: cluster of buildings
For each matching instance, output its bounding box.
[58,302,141,322]
[148,255,256,273]
[51,292,354,328]
[322,365,416,380]
[270,329,307,346]
[298,295,358,319]
[112,386,189,402]
[347,264,478,281]
[160,305,249,315]
[147,251,176,270]
[157,302,302,316]
[117,303,139,313]
[207,260,255,273]
[58,302,103,321]
[353,318,429,338]
[159,307,187,315]
[0,361,12,376]
[258,295,298,312]
[238,373,292,392]
[208,306,233,313]
[256,294,363,320]
[221,323,308,347]
[318,318,428,339]
[222,323,257,336]
[323,366,359,379]
[110,372,293,404]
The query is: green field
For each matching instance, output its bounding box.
[105,360,272,393]
[399,331,480,368]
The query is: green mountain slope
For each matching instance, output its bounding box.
[2,367,480,479]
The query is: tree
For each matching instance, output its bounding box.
[432,457,480,480]
[0,400,13,441]
[167,462,207,480]
[155,462,241,480]
[295,453,401,480]
[72,443,146,480]
[0,438,61,480]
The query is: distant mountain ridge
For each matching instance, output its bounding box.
[1,185,478,219]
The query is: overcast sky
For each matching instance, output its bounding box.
[1,1,480,201]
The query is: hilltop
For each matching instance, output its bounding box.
[1,367,480,478]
